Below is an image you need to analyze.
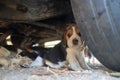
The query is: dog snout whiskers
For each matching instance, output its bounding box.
[73,38,78,45]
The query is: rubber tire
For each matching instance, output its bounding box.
[70,0,120,72]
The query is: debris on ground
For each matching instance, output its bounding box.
[0,66,119,80]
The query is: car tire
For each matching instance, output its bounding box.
[70,0,120,71]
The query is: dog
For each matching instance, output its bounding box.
[44,24,90,70]
[1,24,90,70]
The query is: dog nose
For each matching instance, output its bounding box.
[73,38,78,45]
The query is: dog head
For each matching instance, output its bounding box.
[62,24,83,48]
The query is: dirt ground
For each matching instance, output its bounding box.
[0,48,119,80]
[0,65,120,80]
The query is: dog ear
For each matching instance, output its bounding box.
[61,23,76,48]
[61,30,67,48]
[61,23,73,48]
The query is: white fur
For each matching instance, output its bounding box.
[66,48,83,71]
[45,60,67,69]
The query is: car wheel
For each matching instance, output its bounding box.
[70,0,120,71]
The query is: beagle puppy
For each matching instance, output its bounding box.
[64,24,90,71]
[44,24,90,70]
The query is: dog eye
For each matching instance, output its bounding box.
[78,33,81,36]
[67,34,72,38]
